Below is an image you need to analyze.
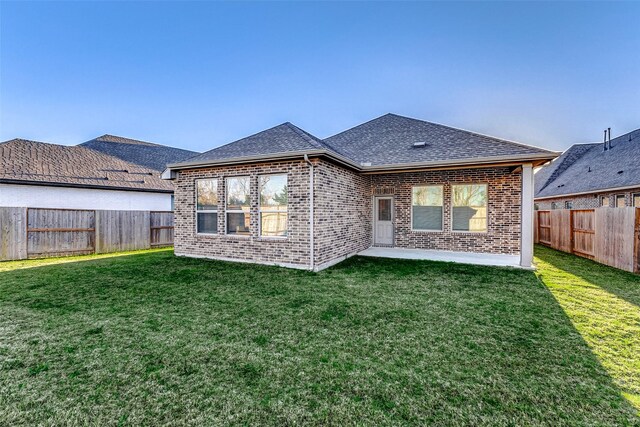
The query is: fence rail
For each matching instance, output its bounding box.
[534,207,639,273]
[0,207,173,261]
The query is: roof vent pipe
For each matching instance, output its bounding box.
[608,127,612,149]
[603,129,607,151]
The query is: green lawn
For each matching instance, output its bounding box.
[0,247,638,426]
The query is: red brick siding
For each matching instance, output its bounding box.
[370,167,522,254]
[173,161,524,268]
[174,160,311,268]
[313,160,372,266]
[535,187,640,210]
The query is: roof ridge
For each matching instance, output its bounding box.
[283,122,327,149]
[537,143,595,193]
[386,113,557,154]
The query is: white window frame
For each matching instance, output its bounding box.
[600,196,609,207]
[410,185,444,232]
[258,173,288,238]
[225,176,251,236]
[615,194,626,208]
[451,183,489,233]
[195,178,218,235]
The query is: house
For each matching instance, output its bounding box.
[0,138,174,210]
[535,128,640,210]
[80,134,199,172]
[162,113,558,270]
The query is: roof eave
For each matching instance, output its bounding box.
[162,150,559,176]
[535,183,640,200]
[0,179,174,193]
[360,152,560,172]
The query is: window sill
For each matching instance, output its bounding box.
[451,230,488,234]
[256,236,288,241]
[410,229,444,233]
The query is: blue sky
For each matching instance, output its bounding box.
[1,1,638,152]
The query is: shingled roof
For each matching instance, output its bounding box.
[535,128,640,198]
[1,138,173,192]
[323,113,556,167]
[181,122,331,165]
[80,134,199,172]
[168,114,557,172]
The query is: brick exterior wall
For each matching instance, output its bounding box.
[370,167,522,255]
[313,160,372,267]
[173,161,524,269]
[535,187,640,210]
[174,160,311,268]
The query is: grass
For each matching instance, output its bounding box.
[534,245,640,409]
[0,247,638,425]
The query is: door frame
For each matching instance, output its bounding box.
[372,195,394,247]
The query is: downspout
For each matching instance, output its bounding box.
[304,154,315,271]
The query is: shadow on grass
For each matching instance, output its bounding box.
[535,244,640,411]
[535,244,640,308]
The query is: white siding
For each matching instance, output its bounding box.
[0,183,172,211]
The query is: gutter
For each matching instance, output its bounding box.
[0,179,174,194]
[304,154,315,271]
[535,184,640,200]
[162,150,558,179]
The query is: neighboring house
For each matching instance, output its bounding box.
[162,113,558,270]
[0,138,174,210]
[535,128,640,210]
[80,134,199,172]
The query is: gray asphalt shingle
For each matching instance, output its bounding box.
[1,138,173,192]
[176,113,556,169]
[535,128,640,198]
[81,134,199,172]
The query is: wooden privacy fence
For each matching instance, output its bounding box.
[535,207,640,273]
[0,207,173,261]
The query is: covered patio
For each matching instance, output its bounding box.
[359,246,524,269]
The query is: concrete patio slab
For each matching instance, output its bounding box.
[358,247,523,268]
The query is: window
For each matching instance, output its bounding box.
[564,201,573,209]
[196,179,218,234]
[452,184,487,232]
[226,176,251,235]
[634,193,640,208]
[551,202,558,210]
[411,185,443,231]
[534,203,539,211]
[616,194,626,208]
[170,195,175,211]
[259,174,288,237]
[601,196,609,207]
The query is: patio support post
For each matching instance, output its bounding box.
[520,163,534,268]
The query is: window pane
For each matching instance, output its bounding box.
[412,186,443,230]
[197,212,217,234]
[377,198,391,221]
[227,211,250,235]
[452,184,487,232]
[634,194,640,208]
[601,197,609,207]
[259,175,288,208]
[197,179,218,210]
[226,177,250,210]
[261,212,288,237]
[616,195,626,208]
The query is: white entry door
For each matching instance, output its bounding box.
[374,196,394,246]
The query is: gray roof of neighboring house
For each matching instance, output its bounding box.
[0,138,173,192]
[80,134,199,172]
[182,122,331,165]
[170,113,557,171]
[535,128,640,198]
